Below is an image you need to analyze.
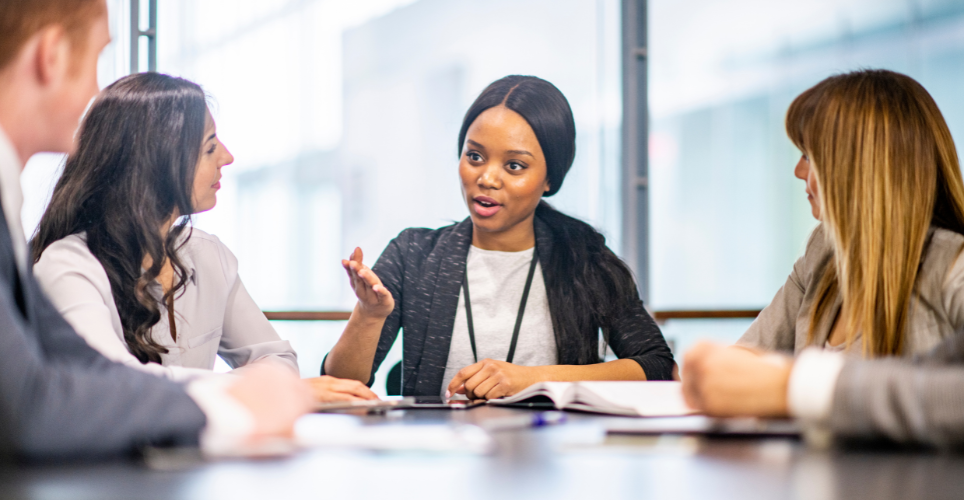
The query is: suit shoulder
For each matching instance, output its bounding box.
[388,222,463,254]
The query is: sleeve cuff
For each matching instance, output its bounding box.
[186,375,256,457]
[787,348,846,422]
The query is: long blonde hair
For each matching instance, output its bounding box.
[786,70,964,356]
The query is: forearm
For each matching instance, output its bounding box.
[323,303,387,382]
[532,358,647,383]
[220,278,300,373]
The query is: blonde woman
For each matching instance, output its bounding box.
[737,69,964,358]
[683,69,964,421]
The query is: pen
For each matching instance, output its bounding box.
[481,411,567,431]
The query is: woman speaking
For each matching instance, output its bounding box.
[323,75,675,398]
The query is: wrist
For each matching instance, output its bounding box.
[352,302,389,323]
[766,361,793,417]
[524,365,550,385]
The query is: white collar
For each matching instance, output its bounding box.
[0,126,29,272]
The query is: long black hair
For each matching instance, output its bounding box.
[32,73,205,364]
[458,75,643,365]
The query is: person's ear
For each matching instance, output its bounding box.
[33,26,70,86]
[543,182,551,193]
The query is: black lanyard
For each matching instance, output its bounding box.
[461,246,539,364]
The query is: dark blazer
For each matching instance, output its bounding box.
[323,217,675,396]
[0,203,205,461]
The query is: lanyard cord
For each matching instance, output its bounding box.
[461,246,539,364]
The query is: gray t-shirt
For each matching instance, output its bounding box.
[441,245,557,396]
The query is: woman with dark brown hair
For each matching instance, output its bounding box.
[31,72,376,402]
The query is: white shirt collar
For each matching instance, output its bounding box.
[0,126,29,272]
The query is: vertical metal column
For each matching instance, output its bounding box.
[622,0,650,303]
[130,0,158,73]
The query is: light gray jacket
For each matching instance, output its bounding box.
[830,330,964,447]
[738,224,964,356]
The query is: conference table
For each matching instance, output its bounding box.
[1,405,962,500]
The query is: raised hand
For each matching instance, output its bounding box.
[342,247,394,319]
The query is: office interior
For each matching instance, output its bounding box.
[5,0,964,498]
[21,0,955,397]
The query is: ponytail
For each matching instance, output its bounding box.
[536,201,640,364]
[460,76,641,363]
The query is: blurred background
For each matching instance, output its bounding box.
[20,0,964,394]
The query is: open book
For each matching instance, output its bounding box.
[488,381,698,417]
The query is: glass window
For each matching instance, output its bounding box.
[151,0,623,385]
[650,0,964,353]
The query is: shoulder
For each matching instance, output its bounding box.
[371,220,471,289]
[925,227,964,276]
[380,220,469,261]
[35,233,104,274]
[793,223,834,282]
[181,228,238,283]
[929,227,964,282]
[394,220,467,250]
[929,227,964,254]
[183,227,223,249]
[801,223,830,255]
[34,233,111,290]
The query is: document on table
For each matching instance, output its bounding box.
[489,381,698,417]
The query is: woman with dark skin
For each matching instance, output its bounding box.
[324,75,675,399]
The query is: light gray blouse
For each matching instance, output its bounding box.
[33,229,298,381]
[441,245,556,396]
[738,224,964,356]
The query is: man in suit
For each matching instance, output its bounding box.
[682,334,964,447]
[0,0,311,460]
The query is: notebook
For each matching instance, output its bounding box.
[488,381,698,417]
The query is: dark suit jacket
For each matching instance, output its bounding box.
[324,217,675,396]
[0,204,205,460]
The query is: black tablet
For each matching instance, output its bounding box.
[402,396,486,410]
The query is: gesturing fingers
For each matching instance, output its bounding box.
[357,266,385,291]
[350,247,364,265]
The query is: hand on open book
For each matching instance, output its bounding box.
[446,359,540,400]
[681,341,792,417]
